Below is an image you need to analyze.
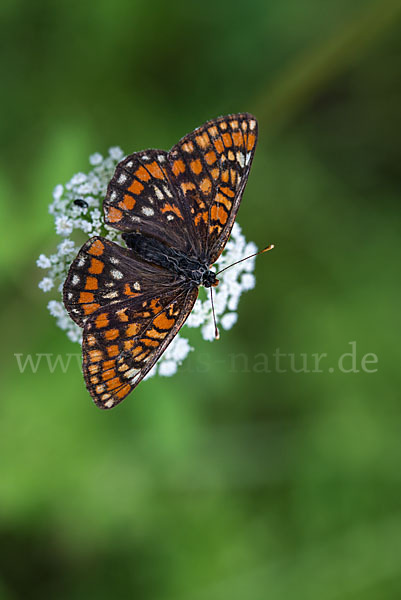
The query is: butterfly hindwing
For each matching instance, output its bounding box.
[63,236,179,327]
[82,286,198,408]
[104,150,194,253]
[168,113,258,263]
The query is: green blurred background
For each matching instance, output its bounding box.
[1,0,401,598]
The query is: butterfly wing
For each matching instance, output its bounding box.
[167,112,258,263]
[82,286,198,409]
[103,150,196,255]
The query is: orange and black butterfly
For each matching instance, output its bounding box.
[63,113,258,409]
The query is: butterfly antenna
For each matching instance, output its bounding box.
[216,244,275,275]
[210,287,220,340]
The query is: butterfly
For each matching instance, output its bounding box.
[63,113,258,409]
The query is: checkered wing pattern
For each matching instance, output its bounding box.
[63,236,178,327]
[104,150,194,254]
[168,113,258,263]
[82,287,198,409]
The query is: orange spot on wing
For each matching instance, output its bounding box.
[247,133,256,151]
[107,207,123,223]
[196,132,210,149]
[147,161,164,179]
[214,139,224,154]
[200,178,212,194]
[102,368,116,381]
[208,126,218,137]
[119,196,136,211]
[232,131,243,146]
[117,308,129,322]
[105,329,119,341]
[95,313,109,328]
[116,384,131,399]
[215,193,232,210]
[141,338,159,347]
[205,151,217,165]
[153,313,175,330]
[88,240,104,256]
[220,186,235,198]
[79,292,94,303]
[89,258,104,275]
[194,211,209,226]
[211,204,228,225]
[85,277,98,290]
[172,159,186,176]
[106,345,119,358]
[107,376,122,390]
[222,133,232,147]
[83,303,100,315]
[135,166,151,181]
[211,168,219,180]
[190,159,202,175]
[128,180,144,195]
[182,141,194,152]
[126,323,141,337]
[89,350,103,362]
[181,182,196,194]
[124,284,139,296]
[161,203,183,219]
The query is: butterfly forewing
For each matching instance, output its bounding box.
[168,113,258,263]
[82,286,198,408]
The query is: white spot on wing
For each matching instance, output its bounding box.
[111,269,123,280]
[153,186,164,200]
[72,274,80,285]
[77,256,86,267]
[236,151,245,168]
[104,399,114,408]
[167,214,174,221]
[118,173,127,184]
[133,281,141,291]
[245,152,252,165]
[110,256,119,265]
[142,206,154,217]
[163,185,173,198]
[124,367,141,379]
[103,291,119,299]
[249,120,256,130]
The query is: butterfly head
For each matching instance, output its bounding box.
[202,269,219,288]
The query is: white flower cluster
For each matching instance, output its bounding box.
[37,148,258,377]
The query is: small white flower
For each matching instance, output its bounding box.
[53,184,64,201]
[221,312,238,330]
[58,239,76,255]
[70,172,87,186]
[89,152,103,165]
[36,254,51,269]
[77,219,93,234]
[38,277,54,292]
[241,273,255,290]
[109,147,124,160]
[47,300,65,318]
[55,216,73,236]
[158,360,178,377]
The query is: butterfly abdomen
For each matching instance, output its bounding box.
[122,233,217,288]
